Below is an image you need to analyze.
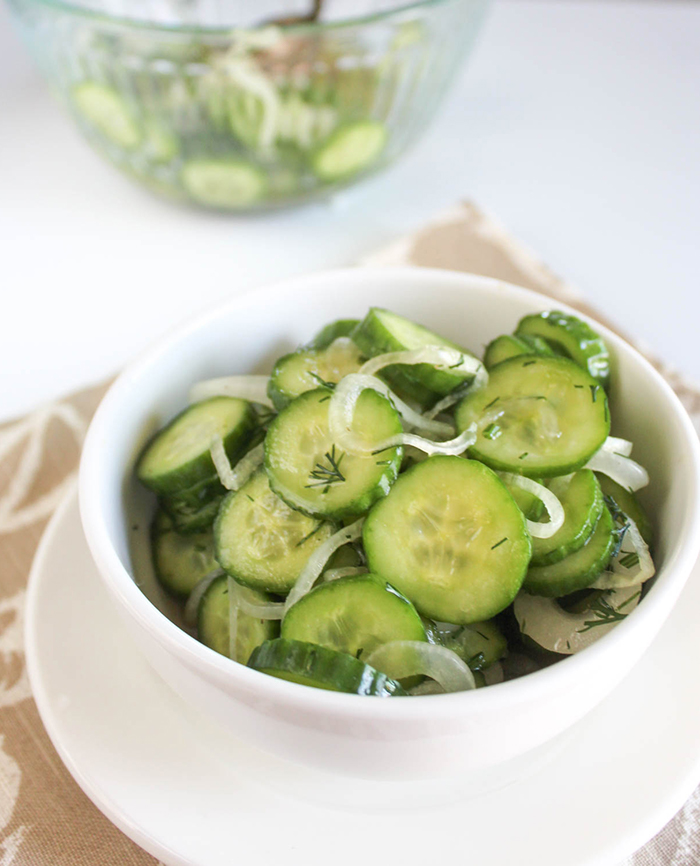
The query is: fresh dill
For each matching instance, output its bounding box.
[574,385,584,389]
[619,552,640,570]
[519,452,529,460]
[578,592,638,633]
[590,384,600,403]
[448,355,466,369]
[246,494,255,502]
[355,648,364,659]
[319,395,331,403]
[468,651,486,672]
[483,423,502,441]
[491,537,508,549]
[295,523,325,547]
[305,445,346,493]
[375,459,393,466]
[483,396,500,410]
[309,372,336,391]
[522,360,537,367]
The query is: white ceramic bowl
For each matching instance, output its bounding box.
[79,267,700,780]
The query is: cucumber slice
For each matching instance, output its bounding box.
[267,338,364,411]
[363,456,531,624]
[500,475,545,521]
[214,470,334,595]
[181,159,267,209]
[137,397,256,497]
[597,474,653,547]
[151,509,218,597]
[73,82,141,149]
[455,356,610,477]
[308,319,361,350]
[515,311,611,388]
[197,574,278,663]
[248,639,406,695]
[524,506,615,597]
[161,477,225,534]
[484,335,554,370]
[530,470,604,566]
[437,619,508,671]
[353,307,479,408]
[282,573,426,661]
[264,388,402,520]
[312,121,387,182]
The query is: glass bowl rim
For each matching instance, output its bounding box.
[21,0,466,37]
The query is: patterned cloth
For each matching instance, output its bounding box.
[0,202,698,866]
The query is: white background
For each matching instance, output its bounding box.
[2,0,699,422]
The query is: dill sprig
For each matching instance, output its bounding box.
[619,552,640,570]
[578,590,641,633]
[483,423,501,441]
[309,372,336,391]
[491,537,508,549]
[305,445,346,493]
[295,522,325,547]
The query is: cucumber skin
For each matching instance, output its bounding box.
[484,334,555,370]
[524,506,615,598]
[308,319,361,350]
[248,639,407,696]
[264,388,403,522]
[530,470,604,567]
[353,308,477,410]
[160,477,226,534]
[597,474,654,547]
[137,398,257,497]
[516,311,611,389]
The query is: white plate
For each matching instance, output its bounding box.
[26,488,700,866]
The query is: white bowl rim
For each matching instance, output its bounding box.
[79,266,700,720]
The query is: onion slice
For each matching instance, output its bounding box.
[592,516,655,589]
[323,567,368,582]
[236,590,285,620]
[190,375,273,408]
[498,473,565,539]
[284,519,365,613]
[183,569,224,627]
[585,447,649,491]
[601,436,634,457]
[210,439,264,491]
[368,424,478,459]
[365,641,476,692]
[360,347,486,390]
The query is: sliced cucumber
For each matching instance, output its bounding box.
[264,387,402,520]
[455,356,610,477]
[530,470,604,566]
[248,639,406,695]
[282,573,426,660]
[161,476,227,534]
[214,469,334,595]
[353,307,479,408]
[312,121,387,182]
[597,474,653,547]
[181,159,267,209]
[515,311,611,388]
[197,574,278,663]
[484,335,554,370]
[151,509,218,597]
[436,619,508,671]
[363,456,531,624]
[73,81,141,149]
[267,338,364,411]
[308,319,361,350]
[524,505,614,597]
[500,474,545,521]
[137,397,256,497]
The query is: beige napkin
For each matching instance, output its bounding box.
[0,202,697,866]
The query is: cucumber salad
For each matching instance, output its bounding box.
[137,308,655,697]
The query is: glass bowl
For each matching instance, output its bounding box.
[7,0,488,210]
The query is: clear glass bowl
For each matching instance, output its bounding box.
[8,0,488,210]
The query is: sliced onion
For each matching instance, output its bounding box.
[190,375,273,408]
[423,387,470,421]
[284,519,365,613]
[601,436,633,457]
[210,439,264,491]
[360,347,486,390]
[323,567,368,582]
[227,576,240,661]
[328,374,453,458]
[183,569,223,627]
[365,641,476,692]
[592,516,655,590]
[499,473,565,538]
[368,424,477,459]
[585,447,649,491]
[236,590,285,620]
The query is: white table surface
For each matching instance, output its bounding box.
[2,0,699,422]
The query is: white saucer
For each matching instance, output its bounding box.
[26,488,700,866]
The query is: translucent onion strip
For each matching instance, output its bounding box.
[423,387,470,421]
[585,448,649,491]
[210,439,264,491]
[227,576,240,661]
[183,569,224,627]
[366,641,476,693]
[236,590,285,620]
[360,347,486,390]
[328,374,453,457]
[364,424,477,460]
[284,519,365,613]
[601,436,634,458]
[323,567,368,582]
[499,473,565,538]
[190,375,274,408]
[592,516,655,590]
